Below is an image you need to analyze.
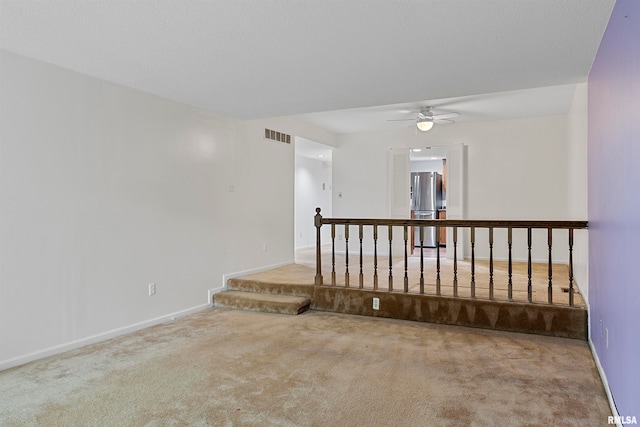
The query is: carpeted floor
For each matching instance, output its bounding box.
[0,308,610,426]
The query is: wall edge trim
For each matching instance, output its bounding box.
[589,339,621,427]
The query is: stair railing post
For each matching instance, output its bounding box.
[314,207,323,285]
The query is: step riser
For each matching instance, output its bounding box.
[215,300,310,315]
[312,286,587,340]
[214,291,311,316]
[227,278,313,298]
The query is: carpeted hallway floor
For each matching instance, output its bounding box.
[0,308,610,426]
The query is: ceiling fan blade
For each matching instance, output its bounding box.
[434,118,455,125]
[432,112,460,120]
[386,118,416,122]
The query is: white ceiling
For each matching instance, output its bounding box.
[295,83,581,134]
[0,0,614,133]
[295,137,333,161]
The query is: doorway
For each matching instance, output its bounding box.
[294,137,333,251]
[410,146,447,257]
[390,144,466,260]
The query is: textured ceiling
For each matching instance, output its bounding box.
[0,0,614,127]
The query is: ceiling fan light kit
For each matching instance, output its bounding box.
[416,118,434,132]
[387,106,460,132]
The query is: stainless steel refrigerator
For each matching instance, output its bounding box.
[411,172,443,247]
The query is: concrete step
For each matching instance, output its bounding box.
[214,290,311,315]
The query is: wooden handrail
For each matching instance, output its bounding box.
[319,217,588,230]
[314,208,588,306]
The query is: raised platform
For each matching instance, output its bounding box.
[218,264,587,340]
[313,285,587,340]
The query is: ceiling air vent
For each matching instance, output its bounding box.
[264,128,291,144]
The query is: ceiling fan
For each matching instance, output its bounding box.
[388,107,460,131]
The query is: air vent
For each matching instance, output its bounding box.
[264,128,291,144]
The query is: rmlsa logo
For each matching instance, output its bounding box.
[608,415,637,425]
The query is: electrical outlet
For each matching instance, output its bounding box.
[373,297,380,310]
[148,283,156,296]
[605,328,609,348]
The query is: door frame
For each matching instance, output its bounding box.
[397,143,467,260]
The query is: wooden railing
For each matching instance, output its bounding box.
[313,208,588,306]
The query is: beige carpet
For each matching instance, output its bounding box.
[1,308,610,426]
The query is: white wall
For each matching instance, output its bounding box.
[410,159,443,174]
[295,156,332,249]
[567,82,590,302]
[333,114,576,263]
[0,51,334,367]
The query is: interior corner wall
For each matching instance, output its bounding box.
[333,114,572,262]
[587,0,640,418]
[0,50,305,366]
[567,82,590,303]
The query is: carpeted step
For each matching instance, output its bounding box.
[214,290,311,315]
[227,277,314,298]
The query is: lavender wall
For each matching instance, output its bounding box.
[588,0,640,419]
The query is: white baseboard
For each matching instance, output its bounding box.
[0,303,210,372]
[328,251,562,265]
[589,339,621,427]
[294,244,316,251]
[332,250,390,257]
[208,286,226,307]
[1,264,294,372]
[470,255,566,264]
[221,261,292,289]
